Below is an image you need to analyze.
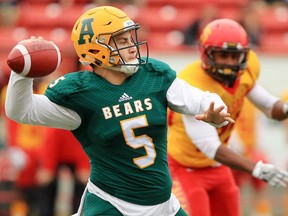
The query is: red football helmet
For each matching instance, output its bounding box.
[199,18,250,87]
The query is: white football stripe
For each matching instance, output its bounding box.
[15,44,31,77]
[51,42,61,69]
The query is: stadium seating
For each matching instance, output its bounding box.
[135,6,198,32]
[16,3,88,29]
[146,0,250,8]
[0,0,288,64]
[258,6,288,33]
[260,33,288,53]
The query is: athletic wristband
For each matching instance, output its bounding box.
[283,103,288,116]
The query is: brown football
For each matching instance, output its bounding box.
[7,38,62,78]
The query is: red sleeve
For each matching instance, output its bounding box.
[61,131,90,170]
[38,128,59,173]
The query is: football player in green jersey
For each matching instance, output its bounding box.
[5,6,235,216]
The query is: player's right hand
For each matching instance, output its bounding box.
[195,101,235,128]
[252,160,288,188]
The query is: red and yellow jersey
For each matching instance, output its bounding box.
[38,128,90,173]
[168,50,260,168]
[233,98,258,158]
[1,82,49,187]
[2,82,49,151]
[282,91,288,102]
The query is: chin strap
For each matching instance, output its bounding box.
[103,64,139,75]
[104,59,140,75]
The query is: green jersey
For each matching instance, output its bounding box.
[45,58,176,205]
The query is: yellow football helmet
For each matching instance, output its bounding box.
[71,6,148,74]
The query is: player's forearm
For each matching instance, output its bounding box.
[247,84,279,118]
[167,78,228,117]
[214,145,255,174]
[5,71,81,130]
[183,114,221,159]
[5,71,34,123]
[248,84,288,120]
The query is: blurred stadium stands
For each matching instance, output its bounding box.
[0,1,287,89]
[1,0,288,53]
[0,1,288,216]
[0,0,288,75]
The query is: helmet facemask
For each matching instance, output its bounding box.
[204,46,249,87]
[103,24,148,74]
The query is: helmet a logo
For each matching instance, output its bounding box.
[78,18,94,45]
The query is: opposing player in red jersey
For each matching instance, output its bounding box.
[1,81,49,216]
[36,128,90,216]
[168,18,288,216]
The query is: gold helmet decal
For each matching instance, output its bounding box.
[200,25,212,46]
[77,17,95,45]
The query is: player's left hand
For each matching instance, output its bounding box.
[195,102,235,128]
[252,161,288,188]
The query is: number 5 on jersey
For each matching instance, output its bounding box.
[120,115,156,168]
